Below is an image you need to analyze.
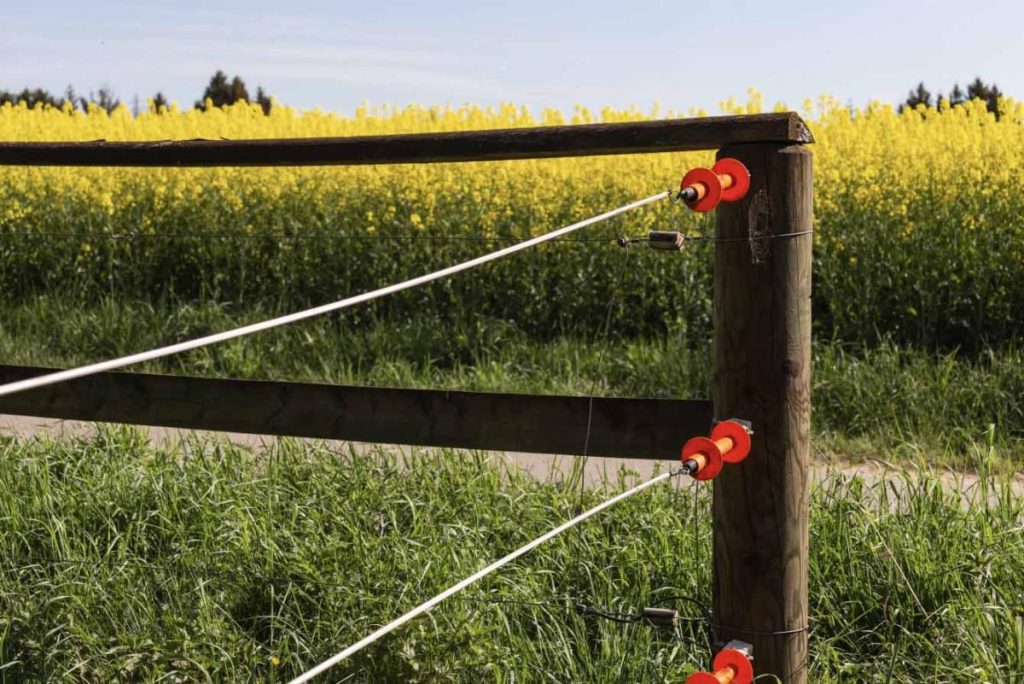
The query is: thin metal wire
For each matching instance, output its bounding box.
[1,553,717,627]
[573,241,633,587]
[3,226,812,245]
[710,623,812,637]
[684,477,710,646]
[3,230,620,244]
[623,229,815,246]
[655,594,715,652]
[2,554,713,625]
[574,603,641,624]
[6,553,758,674]
[450,595,575,608]
[698,228,814,243]
[458,592,716,659]
[573,600,711,627]
[2,556,718,638]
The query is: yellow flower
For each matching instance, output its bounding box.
[0,91,1019,251]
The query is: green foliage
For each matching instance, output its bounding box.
[813,341,1024,459]
[0,431,1020,681]
[2,171,1021,353]
[0,209,714,345]
[814,175,1024,353]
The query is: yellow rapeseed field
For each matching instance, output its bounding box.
[1,91,1022,349]
[1,91,1021,236]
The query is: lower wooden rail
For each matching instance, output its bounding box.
[0,365,711,459]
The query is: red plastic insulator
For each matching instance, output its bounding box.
[685,647,754,684]
[681,435,724,481]
[679,159,751,213]
[680,166,722,213]
[711,158,751,203]
[680,419,752,480]
[710,419,752,464]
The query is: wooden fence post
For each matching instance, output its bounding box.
[712,143,812,682]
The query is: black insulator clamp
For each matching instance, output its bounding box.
[642,607,680,627]
[648,231,686,251]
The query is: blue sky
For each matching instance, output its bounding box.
[4,0,1022,115]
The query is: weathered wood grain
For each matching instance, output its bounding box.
[711,143,813,681]
[0,113,812,167]
[0,366,712,459]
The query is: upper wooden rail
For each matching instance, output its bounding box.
[0,113,811,167]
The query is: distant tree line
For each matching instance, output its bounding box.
[4,72,1011,118]
[0,71,273,114]
[900,77,1004,116]
[0,85,120,112]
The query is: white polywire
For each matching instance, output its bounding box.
[288,471,672,684]
[0,191,668,399]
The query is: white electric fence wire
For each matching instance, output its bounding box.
[0,191,668,399]
[288,471,672,684]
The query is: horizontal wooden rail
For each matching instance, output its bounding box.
[0,365,711,459]
[0,113,811,167]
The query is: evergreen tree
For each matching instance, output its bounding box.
[255,86,272,115]
[0,87,62,108]
[79,86,120,113]
[195,70,272,112]
[949,83,966,106]
[899,82,932,112]
[902,77,1004,118]
[966,77,1002,115]
[150,92,169,113]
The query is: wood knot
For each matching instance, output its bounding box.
[747,190,772,265]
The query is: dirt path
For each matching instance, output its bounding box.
[3,414,1021,499]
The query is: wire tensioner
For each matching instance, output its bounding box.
[680,419,752,481]
[678,158,751,212]
[686,640,754,684]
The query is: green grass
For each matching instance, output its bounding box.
[2,297,1022,465]
[0,429,1021,682]
[3,202,1021,680]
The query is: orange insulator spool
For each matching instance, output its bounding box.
[681,435,724,481]
[710,419,752,464]
[680,419,752,480]
[711,158,751,203]
[679,159,751,212]
[685,647,754,684]
[679,167,722,213]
